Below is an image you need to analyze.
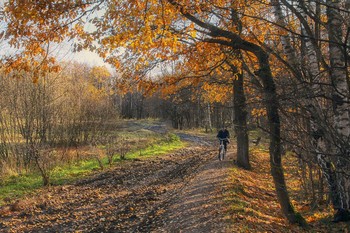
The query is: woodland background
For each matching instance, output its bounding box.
[0,0,349,229]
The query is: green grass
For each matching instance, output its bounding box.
[50,159,108,185]
[127,135,185,159]
[0,174,43,204]
[0,133,186,205]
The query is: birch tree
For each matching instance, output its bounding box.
[270,0,350,221]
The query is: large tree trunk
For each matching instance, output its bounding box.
[274,0,335,211]
[255,50,303,225]
[327,0,350,221]
[233,71,251,170]
[271,0,300,74]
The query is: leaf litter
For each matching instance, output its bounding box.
[1,136,350,232]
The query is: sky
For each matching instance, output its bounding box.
[0,36,115,74]
[71,50,115,73]
[0,0,115,74]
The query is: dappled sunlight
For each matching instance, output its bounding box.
[158,150,232,232]
[226,148,350,232]
[228,151,302,232]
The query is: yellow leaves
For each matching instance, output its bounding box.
[306,212,329,223]
[155,208,165,216]
[113,60,121,70]
[86,83,107,102]
[285,108,299,114]
[187,22,197,39]
[74,23,85,36]
[202,82,232,104]
[251,108,266,117]
[90,66,111,80]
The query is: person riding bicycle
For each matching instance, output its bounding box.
[217,126,230,152]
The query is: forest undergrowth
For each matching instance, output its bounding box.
[228,146,350,232]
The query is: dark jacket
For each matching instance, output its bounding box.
[217,129,230,139]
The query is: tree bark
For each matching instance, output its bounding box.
[233,71,251,170]
[205,102,213,133]
[327,0,350,220]
[275,0,350,221]
[255,51,302,224]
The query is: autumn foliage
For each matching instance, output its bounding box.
[1,0,350,227]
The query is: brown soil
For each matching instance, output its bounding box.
[0,140,234,233]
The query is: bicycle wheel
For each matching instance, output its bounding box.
[218,146,224,161]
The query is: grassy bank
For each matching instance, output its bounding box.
[0,131,185,205]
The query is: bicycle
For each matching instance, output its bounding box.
[218,138,228,161]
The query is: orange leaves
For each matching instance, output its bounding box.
[74,23,85,37]
[4,56,33,75]
[4,0,95,58]
[227,149,317,232]
[2,0,283,105]
[3,53,61,84]
[202,82,232,103]
[137,79,160,96]
[251,108,267,117]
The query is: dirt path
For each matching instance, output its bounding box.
[0,135,234,233]
[154,149,233,233]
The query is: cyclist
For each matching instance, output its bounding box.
[217,126,230,153]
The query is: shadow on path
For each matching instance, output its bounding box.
[154,150,235,233]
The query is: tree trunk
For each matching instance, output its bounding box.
[256,51,303,225]
[298,2,337,213]
[233,71,250,170]
[272,1,324,224]
[205,102,213,133]
[327,0,350,221]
